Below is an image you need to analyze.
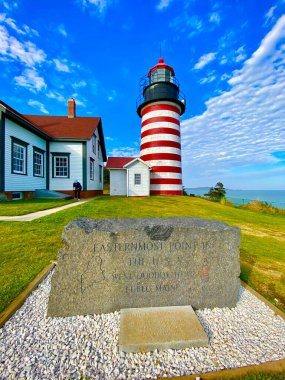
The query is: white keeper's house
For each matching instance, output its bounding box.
[0,98,106,200]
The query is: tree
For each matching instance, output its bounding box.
[182,186,188,196]
[204,182,226,201]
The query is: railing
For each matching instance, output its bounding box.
[136,74,186,110]
[139,73,181,89]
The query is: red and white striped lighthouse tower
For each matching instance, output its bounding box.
[137,58,186,195]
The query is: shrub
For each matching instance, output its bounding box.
[0,193,8,202]
[239,200,285,215]
[220,197,235,207]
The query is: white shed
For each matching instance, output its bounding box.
[106,157,151,197]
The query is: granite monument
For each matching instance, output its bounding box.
[48,217,241,317]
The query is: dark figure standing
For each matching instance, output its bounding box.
[73,180,82,200]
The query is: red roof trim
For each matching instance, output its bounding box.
[147,58,175,77]
[106,157,136,169]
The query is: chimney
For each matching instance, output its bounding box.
[68,98,76,118]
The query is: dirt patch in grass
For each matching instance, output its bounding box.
[240,224,285,241]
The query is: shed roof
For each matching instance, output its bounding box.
[106,157,136,169]
[106,157,152,169]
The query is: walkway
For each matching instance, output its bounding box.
[0,199,91,222]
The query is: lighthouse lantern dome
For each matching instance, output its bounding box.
[148,57,175,84]
[137,57,185,116]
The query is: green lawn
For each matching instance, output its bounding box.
[0,196,284,314]
[0,198,75,216]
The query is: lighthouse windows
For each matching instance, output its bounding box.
[134,173,141,185]
[151,69,171,83]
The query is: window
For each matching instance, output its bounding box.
[134,173,141,185]
[33,147,44,177]
[12,192,22,200]
[55,157,68,177]
[150,68,171,83]
[51,153,70,178]
[97,140,100,157]
[92,135,96,154]
[90,158,94,180]
[11,137,28,175]
[99,165,102,182]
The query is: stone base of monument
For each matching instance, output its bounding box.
[119,305,208,353]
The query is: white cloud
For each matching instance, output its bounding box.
[181,16,285,188]
[200,73,216,84]
[235,46,247,63]
[28,99,49,114]
[46,91,66,103]
[81,0,111,13]
[0,25,9,54]
[194,52,216,70]
[170,14,203,38]
[75,99,86,107]
[108,146,140,157]
[0,13,39,36]
[70,93,87,107]
[10,38,45,66]
[105,136,114,141]
[107,89,117,101]
[2,1,18,11]
[0,24,45,67]
[72,80,87,89]
[57,24,67,37]
[243,15,285,68]
[15,68,47,92]
[221,73,231,81]
[156,0,173,11]
[53,58,70,73]
[209,12,221,25]
[220,55,228,64]
[264,6,277,25]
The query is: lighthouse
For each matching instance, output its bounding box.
[137,58,186,195]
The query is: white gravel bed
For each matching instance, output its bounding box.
[0,272,284,380]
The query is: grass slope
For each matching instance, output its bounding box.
[0,196,284,314]
[0,198,75,216]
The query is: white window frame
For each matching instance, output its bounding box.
[92,135,96,155]
[52,153,70,178]
[134,173,141,185]
[12,139,28,175]
[90,158,94,180]
[33,149,44,177]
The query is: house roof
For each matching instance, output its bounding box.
[0,99,107,161]
[23,115,101,139]
[106,157,136,169]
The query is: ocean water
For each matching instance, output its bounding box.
[185,188,285,209]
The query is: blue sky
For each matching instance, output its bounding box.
[0,0,284,190]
